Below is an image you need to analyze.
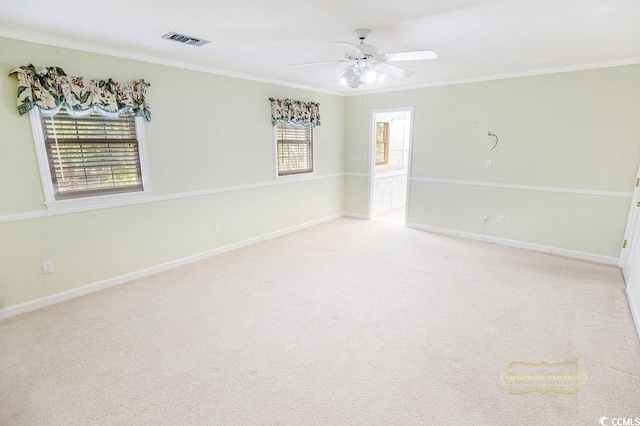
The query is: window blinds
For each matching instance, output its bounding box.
[41,111,143,199]
[276,124,313,175]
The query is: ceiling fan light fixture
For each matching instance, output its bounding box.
[338,62,386,88]
[340,66,361,88]
[297,28,437,89]
[363,66,378,83]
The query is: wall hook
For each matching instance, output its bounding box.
[488,130,499,151]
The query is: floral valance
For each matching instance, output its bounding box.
[9,64,151,121]
[269,98,320,127]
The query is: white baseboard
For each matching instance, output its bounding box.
[406,222,619,265]
[627,287,640,342]
[343,212,369,220]
[1,214,623,321]
[0,213,345,321]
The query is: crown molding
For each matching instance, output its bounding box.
[344,57,640,97]
[2,26,639,99]
[0,26,343,97]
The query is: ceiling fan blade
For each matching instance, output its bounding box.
[376,63,414,79]
[290,59,349,66]
[356,43,379,55]
[333,42,361,57]
[379,50,438,62]
[331,67,350,82]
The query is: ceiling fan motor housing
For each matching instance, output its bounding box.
[354,28,371,41]
[295,28,436,88]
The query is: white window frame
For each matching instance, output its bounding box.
[29,108,153,209]
[273,123,316,182]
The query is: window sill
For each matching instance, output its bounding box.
[275,172,316,183]
[45,190,154,211]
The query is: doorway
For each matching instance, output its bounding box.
[620,162,640,282]
[368,108,413,224]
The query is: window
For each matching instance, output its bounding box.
[375,121,390,165]
[31,109,150,204]
[275,123,313,176]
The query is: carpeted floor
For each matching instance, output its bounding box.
[1,217,639,425]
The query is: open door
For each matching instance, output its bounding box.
[620,167,640,282]
[368,108,413,224]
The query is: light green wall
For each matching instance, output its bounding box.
[2,35,640,313]
[345,65,640,257]
[344,175,369,216]
[0,180,344,309]
[0,37,345,310]
[407,183,630,256]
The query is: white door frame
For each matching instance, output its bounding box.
[619,163,640,282]
[367,107,415,221]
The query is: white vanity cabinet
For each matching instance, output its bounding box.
[373,171,407,216]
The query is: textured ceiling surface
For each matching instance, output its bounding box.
[1,0,639,94]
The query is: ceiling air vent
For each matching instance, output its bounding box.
[162,32,210,47]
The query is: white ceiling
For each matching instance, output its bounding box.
[1,0,639,95]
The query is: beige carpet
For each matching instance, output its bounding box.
[1,217,639,425]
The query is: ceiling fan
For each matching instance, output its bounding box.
[292,29,438,88]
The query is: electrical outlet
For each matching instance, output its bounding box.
[215,223,222,233]
[498,216,505,224]
[42,260,54,274]
[299,204,304,212]
[419,205,425,213]
[485,157,493,167]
